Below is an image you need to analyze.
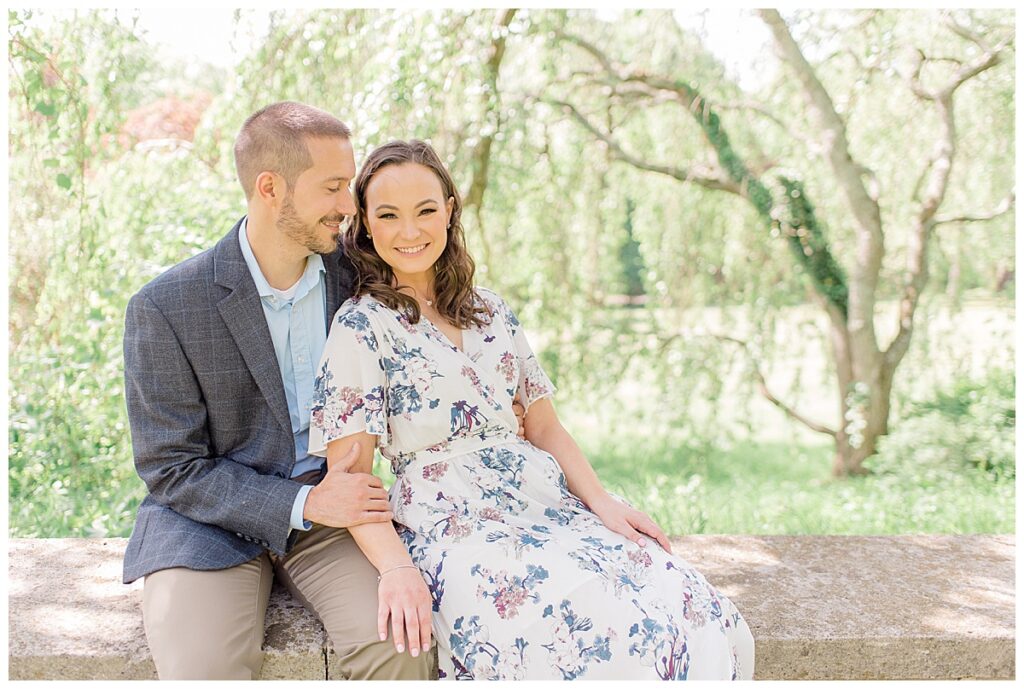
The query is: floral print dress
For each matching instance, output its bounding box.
[309,289,754,680]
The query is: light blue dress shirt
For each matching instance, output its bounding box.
[239,219,327,531]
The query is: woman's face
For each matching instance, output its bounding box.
[364,162,453,287]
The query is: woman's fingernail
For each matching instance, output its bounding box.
[397,644,405,653]
[423,643,431,652]
[379,633,387,641]
[411,647,419,657]
[638,538,647,547]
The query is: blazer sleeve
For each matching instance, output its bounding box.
[123,290,302,556]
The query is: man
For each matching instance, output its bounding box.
[123,102,482,679]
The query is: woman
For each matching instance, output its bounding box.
[308,140,754,680]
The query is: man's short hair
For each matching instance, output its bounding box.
[234,101,351,200]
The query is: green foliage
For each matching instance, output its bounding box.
[868,369,1016,481]
[8,148,242,537]
[8,10,242,537]
[614,198,646,297]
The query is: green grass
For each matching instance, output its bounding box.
[372,433,1014,537]
[581,436,1015,536]
[10,433,1014,539]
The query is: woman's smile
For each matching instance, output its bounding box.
[394,243,430,255]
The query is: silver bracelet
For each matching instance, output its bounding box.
[377,564,418,583]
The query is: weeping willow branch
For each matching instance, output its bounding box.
[549,30,851,319]
[933,190,1015,226]
[545,97,739,192]
[713,334,838,438]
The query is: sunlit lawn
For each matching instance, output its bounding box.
[370,434,1014,537]
[580,435,1015,536]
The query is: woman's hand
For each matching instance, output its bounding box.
[377,566,433,657]
[589,494,673,553]
[512,398,526,439]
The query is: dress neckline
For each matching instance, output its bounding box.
[418,314,470,355]
[365,294,481,362]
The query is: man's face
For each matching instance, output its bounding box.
[277,136,357,255]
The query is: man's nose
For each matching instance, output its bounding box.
[335,189,356,216]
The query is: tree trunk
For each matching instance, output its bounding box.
[826,316,855,476]
[463,9,517,269]
[825,305,898,476]
[994,262,1014,293]
[834,391,892,476]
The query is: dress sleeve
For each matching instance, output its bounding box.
[494,293,556,409]
[308,306,389,456]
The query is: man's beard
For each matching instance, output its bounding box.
[277,194,342,255]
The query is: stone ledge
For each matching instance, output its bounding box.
[7,535,1015,680]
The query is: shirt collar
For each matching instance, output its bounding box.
[238,217,326,302]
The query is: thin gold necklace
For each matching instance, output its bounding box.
[410,285,434,307]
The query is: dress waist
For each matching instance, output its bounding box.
[384,432,523,476]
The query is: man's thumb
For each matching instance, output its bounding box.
[326,441,360,472]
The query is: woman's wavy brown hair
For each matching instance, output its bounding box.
[344,139,492,328]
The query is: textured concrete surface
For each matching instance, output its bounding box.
[7,538,327,680]
[8,538,156,680]
[259,582,328,680]
[667,534,1016,679]
[8,535,1015,680]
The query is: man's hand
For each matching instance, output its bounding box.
[512,398,526,439]
[303,442,393,527]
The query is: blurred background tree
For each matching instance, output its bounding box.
[541,8,1014,475]
[7,8,1014,538]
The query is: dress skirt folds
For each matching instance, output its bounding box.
[309,289,754,680]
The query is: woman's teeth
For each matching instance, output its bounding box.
[395,244,428,254]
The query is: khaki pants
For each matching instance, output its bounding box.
[142,524,435,680]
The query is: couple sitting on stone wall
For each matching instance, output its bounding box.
[122,100,754,680]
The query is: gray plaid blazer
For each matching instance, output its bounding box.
[122,218,355,584]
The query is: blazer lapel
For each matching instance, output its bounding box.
[213,220,292,436]
[322,247,354,332]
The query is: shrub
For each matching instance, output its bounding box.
[868,369,1015,481]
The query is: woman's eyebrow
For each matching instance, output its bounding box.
[374,199,438,212]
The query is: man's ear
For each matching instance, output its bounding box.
[255,171,284,208]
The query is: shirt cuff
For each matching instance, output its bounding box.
[290,484,314,531]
